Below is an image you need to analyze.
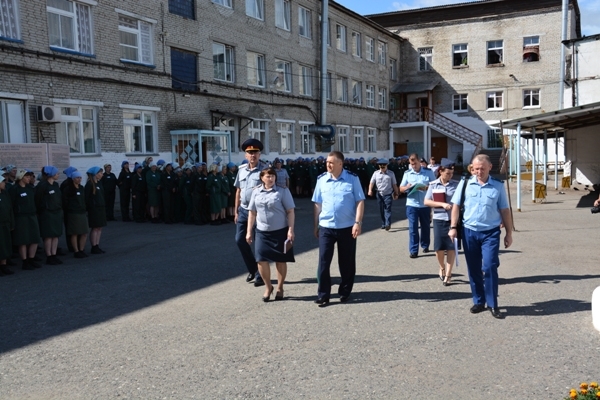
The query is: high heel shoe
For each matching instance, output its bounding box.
[439,267,445,281]
[275,290,284,301]
[262,287,274,302]
[443,274,452,286]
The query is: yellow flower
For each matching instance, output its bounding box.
[591,382,599,389]
[596,391,600,398]
[581,389,588,395]
[570,389,578,399]
[582,383,589,390]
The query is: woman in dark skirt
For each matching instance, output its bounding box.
[35,165,64,265]
[85,166,106,254]
[246,168,295,302]
[63,171,89,258]
[9,169,41,270]
[219,165,230,224]
[0,176,15,275]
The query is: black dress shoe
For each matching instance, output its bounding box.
[489,307,504,319]
[385,225,390,231]
[470,304,486,314]
[409,253,418,259]
[339,294,350,303]
[422,248,430,253]
[314,297,329,307]
[0,266,14,275]
[246,272,255,283]
[254,278,265,287]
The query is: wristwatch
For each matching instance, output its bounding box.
[450,226,457,230]
[355,221,362,226]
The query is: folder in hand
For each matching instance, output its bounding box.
[284,239,293,254]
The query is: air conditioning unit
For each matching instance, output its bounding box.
[36,105,61,123]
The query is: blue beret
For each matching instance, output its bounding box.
[227,162,235,168]
[87,166,102,175]
[63,166,77,178]
[71,171,83,179]
[121,160,129,168]
[241,138,263,152]
[43,165,58,176]
[157,159,165,165]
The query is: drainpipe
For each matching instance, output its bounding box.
[558,0,568,110]
[320,0,328,125]
[516,123,522,211]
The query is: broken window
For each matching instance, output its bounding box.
[487,40,503,66]
[523,36,539,62]
[419,47,433,71]
[452,44,468,67]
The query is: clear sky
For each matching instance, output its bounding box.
[335,0,599,37]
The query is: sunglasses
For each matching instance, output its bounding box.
[246,150,259,154]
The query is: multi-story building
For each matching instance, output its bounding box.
[368,0,581,167]
[0,0,401,170]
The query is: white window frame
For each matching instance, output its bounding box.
[298,6,311,39]
[275,0,290,30]
[212,0,232,7]
[365,36,374,62]
[118,13,153,65]
[367,128,376,153]
[523,89,540,109]
[487,40,503,65]
[378,41,387,65]
[47,0,94,55]
[299,65,312,96]
[246,0,264,20]
[337,76,348,103]
[277,120,294,154]
[352,127,364,153]
[248,120,268,153]
[378,87,387,110]
[55,103,99,155]
[300,123,315,154]
[486,91,504,110]
[247,51,266,88]
[351,80,362,105]
[1,0,21,41]
[275,59,291,92]
[122,108,158,154]
[524,36,539,46]
[213,115,237,151]
[365,85,374,108]
[453,94,468,113]
[0,98,26,143]
[389,58,397,80]
[336,24,346,52]
[453,43,468,67]
[213,42,235,83]
[419,47,432,71]
[336,125,349,153]
[351,31,361,57]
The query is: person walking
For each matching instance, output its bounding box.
[312,151,365,307]
[449,154,513,319]
[85,166,107,254]
[368,158,399,231]
[246,168,295,302]
[62,171,89,258]
[35,166,64,265]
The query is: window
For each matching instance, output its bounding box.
[367,128,376,152]
[247,52,265,87]
[118,14,153,65]
[47,0,93,55]
[0,99,26,143]
[453,94,468,112]
[300,124,315,154]
[275,0,290,30]
[390,97,397,110]
[378,41,386,65]
[419,47,432,71]
[275,59,291,92]
[123,109,156,154]
[523,89,540,108]
[337,76,348,103]
[171,48,197,91]
[298,6,311,38]
[378,88,387,110]
[299,66,312,96]
[213,116,236,151]
[337,126,348,153]
[351,31,361,57]
[0,0,20,41]
[212,0,231,7]
[351,80,361,105]
[325,72,332,100]
[365,36,374,61]
[523,36,540,62]
[353,127,363,152]
[452,43,468,67]
[487,40,503,65]
[169,0,195,19]
[248,120,267,152]
[278,122,293,154]
[365,85,374,108]
[390,58,397,80]
[56,105,97,154]
[336,24,346,52]
[246,0,263,20]
[213,42,234,82]
[486,91,503,110]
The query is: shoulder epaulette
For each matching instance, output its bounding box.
[345,170,358,177]
[317,172,327,179]
[490,176,504,183]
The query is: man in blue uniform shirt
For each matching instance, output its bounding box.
[368,158,399,230]
[312,151,365,307]
[400,153,436,258]
[449,154,513,319]
[234,138,269,287]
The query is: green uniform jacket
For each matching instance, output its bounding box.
[35,180,64,238]
[85,180,106,228]
[0,190,15,260]
[206,173,222,213]
[9,184,40,245]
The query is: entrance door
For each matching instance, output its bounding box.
[417,97,428,121]
[431,137,448,162]
[394,142,407,157]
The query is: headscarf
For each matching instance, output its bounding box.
[87,166,102,175]
[43,165,59,177]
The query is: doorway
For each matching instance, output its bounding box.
[431,137,448,162]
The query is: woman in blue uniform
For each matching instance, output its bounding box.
[9,170,41,270]
[85,166,106,254]
[0,175,15,275]
[35,166,64,265]
[62,171,89,258]
[246,168,295,301]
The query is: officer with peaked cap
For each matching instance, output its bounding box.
[234,138,268,286]
[368,158,399,230]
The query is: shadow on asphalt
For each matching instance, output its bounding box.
[285,289,473,305]
[503,299,590,316]
[499,274,600,285]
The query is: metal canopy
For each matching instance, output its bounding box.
[390,81,439,94]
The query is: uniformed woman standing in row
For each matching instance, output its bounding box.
[131,163,146,223]
[63,171,89,258]
[117,161,132,221]
[246,168,295,302]
[161,162,177,224]
[146,162,161,223]
[0,175,15,275]
[35,166,64,265]
[206,164,222,225]
[219,165,231,224]
[85,166,106,254]
[10,169,41,270]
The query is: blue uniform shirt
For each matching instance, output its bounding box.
[312,169,365,229]
[234,161,268,209]
[400,167,436,208]
[451,175,509,231]
[248,185,295,232]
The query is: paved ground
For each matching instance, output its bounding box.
[1,182,599,399]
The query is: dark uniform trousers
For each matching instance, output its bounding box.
[462,227,501,308]
[234,207,258,275]
[317,226,356,299]
[376,192,393,227]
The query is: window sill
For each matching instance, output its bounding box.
[1,37,23,44]
[453,110,468,113]
[523,106,541,110]
[247,84,266,89]
[125,153,160,157]
[70,153,102,157]
[486,109,504,112]
[50,46,95,58]
[452,65,469,69]
[486,63,505,68]
[120,59,156,69]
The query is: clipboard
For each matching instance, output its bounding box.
[453,238,459,267]
[407,183,427,196]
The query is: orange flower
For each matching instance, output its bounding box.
[581,389,588,395]
[596,391,600,398]
[591,382,599,388]
[570,389,578,399]
[582,383,589,390]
